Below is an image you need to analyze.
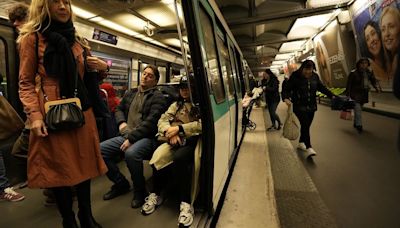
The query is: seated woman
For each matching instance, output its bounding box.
[142,76,201,227]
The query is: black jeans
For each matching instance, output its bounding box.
[293,109,315,149]
[267,100,281,127]
[153,136,198,203]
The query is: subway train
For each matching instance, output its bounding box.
[0,0,254,226]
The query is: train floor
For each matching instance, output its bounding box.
[0,161,203,228]
[265,102,400,228]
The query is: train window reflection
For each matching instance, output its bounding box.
[199,7,226,104]
[216,36,235,98]
[0,39,6,97]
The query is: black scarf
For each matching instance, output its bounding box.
[41,18,90,110]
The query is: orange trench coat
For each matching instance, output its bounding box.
[19,33,107,188]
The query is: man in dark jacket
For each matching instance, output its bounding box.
[100,65,169,208]
[282,60,335,158]
[261,69,281,130]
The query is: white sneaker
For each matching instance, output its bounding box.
[178,202,194,227]
[0,187,25,202]
[297,142,307,151]
[305,148,317,158]
[141,193,162,215]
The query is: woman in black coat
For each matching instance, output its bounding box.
[282,60,335,158]
[261,69,281,130]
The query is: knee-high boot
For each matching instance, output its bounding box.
[52,187,79,228]
[76,180,102,228]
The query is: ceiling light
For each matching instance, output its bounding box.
[275,53,294,61]
[287,13,333,39]
[272,60,286,65]
[279,40,306,52]
[306,0,351,8]
[137,6,176,27]
[71,5,96,19]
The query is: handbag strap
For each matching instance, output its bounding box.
[36,32,79,100]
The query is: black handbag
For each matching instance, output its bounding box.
[42,67,85,131]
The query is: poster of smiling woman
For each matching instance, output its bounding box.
[351,0,400,91]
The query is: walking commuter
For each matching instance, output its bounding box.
[142,76,201,227]
[261,69,282,130]
[18,0,109,227]
[346,58,379,133]
[282,60,335,158]
[100,65,168,209]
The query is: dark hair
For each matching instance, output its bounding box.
[299,60,316,71]
[356,58,370,69]
[8,3,29,24]
[363,21,386,69]
[265,69,276,77]
[143,65,160,81]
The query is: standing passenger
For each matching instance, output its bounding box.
[346,58,379,133]
[261,69,281,130]
[18,0,108,227]
[100,65,168,209]
[282,60,335,158]
[8,3,29,32]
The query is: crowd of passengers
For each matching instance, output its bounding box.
[1,1,201,228]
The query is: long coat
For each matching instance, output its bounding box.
[19,33,107,188]
[346,69,378,104]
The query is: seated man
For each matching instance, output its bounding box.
[101,65,168,208]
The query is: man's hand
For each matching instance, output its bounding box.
[119,122,127,131]
[86,56,108,71]
[31,119,48,137]
[120,139,132,152]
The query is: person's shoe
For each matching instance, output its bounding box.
[0,187,25,202]
[178,202,194,227]
[305,148,317,158]
[355,125,363,133]
[44,195,57,207]
[78,210,102,228]
[297,142,307,151]
[141,193,163,215]
[267,125,276,131]
[275,125,281,130]
[103,183,130,201]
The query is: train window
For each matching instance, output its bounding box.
[198,7,226,104]
[0,39,7,97]
[216,36,235,98]
[229,46,241,96]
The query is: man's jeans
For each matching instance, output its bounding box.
[101,136,157,198]
[0,150,9,192]
[354,102,363,127]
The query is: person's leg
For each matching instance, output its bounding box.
[0,150,9,193]
[124,138,158,208]
[271,101,281,128]
[294,110,314,149]
[76,180,101,228]
[354,102,363,131]
[100,136,130,200]
[52,187,78,228]
[267,101,277,129]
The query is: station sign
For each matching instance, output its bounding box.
[92,28,118,45]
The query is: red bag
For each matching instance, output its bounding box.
[340,110,352,120]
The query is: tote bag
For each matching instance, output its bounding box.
[283,105,300,140]
[0,96,24,141]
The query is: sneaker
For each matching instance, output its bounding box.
[305,148,317,158]
[0,187,25,202]
[141,193,163,215]
[297,142,307,151]
[178,202,194,227]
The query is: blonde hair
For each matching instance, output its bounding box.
[17,0,89,48]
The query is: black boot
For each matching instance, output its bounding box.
[52,187,78,228]
[76,180,102,228]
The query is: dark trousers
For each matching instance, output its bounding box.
[267,100,281,127]
[52,179,94,227]
[153,136,198,203]
[294,110,315,149]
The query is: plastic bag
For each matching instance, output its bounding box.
[283,105,300,140]
[340,110,353,120]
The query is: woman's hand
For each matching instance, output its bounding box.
[284,99,292,106]
[168,135,182,146]
[86,56,108,71]
[31,119,48,137]
[165,126,179,139]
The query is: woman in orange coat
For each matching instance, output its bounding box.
[18,0,107,227]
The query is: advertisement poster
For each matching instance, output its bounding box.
[313,20,351,88]
[352,0,400,91]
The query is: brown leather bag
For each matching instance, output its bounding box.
[0,96,24,141]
